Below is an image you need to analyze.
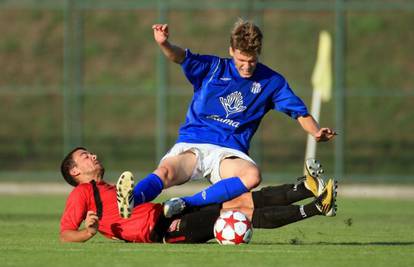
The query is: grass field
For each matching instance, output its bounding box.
[0,195,413,267]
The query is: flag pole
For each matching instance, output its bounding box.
[304,31,332,174]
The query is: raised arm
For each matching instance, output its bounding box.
[297,115,337,142]
[60,211,99,243]
[152,24,186,64]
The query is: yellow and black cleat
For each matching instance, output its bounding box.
[304,158,327,197]
[315,178,338,217]
[116,171,135,219]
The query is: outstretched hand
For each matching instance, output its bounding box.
[152,24,169,45]
[315,128,337,142]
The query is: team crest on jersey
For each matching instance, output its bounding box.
[250,82,262,94]
[219,91,247,118]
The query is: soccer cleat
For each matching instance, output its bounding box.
[304,158,326,197]
[163,197,186,218]
[116,171,135,219]
[315,178,338,217]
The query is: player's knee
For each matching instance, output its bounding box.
[223,193,253,210]
[240,167,261,189]
[154,165,177,188]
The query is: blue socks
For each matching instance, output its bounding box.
[131,174,248,208]
[182,177,248,207]
[132,173,164,206]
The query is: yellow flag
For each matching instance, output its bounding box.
[311,31,332,102]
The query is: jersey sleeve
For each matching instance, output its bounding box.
[60,186,89,232]
[180,49,218,91]
[272,76,309,119]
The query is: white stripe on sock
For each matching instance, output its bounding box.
[299,205,307,218]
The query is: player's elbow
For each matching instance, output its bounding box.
[60,232,71,243]
[171,55,184,64]
[170,55,185,64]
[59,230,85,243]
[169,47,186,64]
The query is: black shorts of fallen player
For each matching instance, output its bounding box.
[150,204,221,244]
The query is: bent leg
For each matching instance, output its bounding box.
[219,157,261,189]
[178,158,259,207]
[131,173,164,206]
[132,151,197,206]
[181,177,249,207]
[212,178,316,213]
[154,151,197,188]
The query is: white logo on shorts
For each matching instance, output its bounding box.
[251,82,262,94]
[219,91,247,118]
[202,190,207,200]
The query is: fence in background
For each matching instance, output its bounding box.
[1,0,413,183]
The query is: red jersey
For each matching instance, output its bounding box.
[60,181,163,242]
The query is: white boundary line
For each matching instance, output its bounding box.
[0,182,413,199]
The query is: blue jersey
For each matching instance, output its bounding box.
[176,49,309,153]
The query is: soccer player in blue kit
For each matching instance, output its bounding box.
[116,19,337,219]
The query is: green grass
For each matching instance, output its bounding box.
[0,195,413,267]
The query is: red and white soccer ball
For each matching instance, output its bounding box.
[214,210,253,245]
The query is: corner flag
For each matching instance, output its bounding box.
[311,30,332,102]
[304,31,333,173]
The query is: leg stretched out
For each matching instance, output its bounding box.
[159,179,337,243]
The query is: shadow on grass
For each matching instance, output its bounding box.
[76,240,414,247]
[251,241,414,246]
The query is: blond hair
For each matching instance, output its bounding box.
[230,19,263,55]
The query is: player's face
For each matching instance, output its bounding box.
[229,48,258,78]
[71,149,104,181]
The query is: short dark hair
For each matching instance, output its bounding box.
[60,147,86,187]
[230,18,263,55]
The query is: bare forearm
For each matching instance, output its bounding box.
[298,114,337,142]
[60,229,95,243]
[158,40,186,64]
[298,115,320,136]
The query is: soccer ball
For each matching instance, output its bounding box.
[213,210,253,245]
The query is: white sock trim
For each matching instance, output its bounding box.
[299,205,307,218]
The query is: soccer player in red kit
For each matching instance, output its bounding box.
[59,147,337,243]
[60,147,163,242]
